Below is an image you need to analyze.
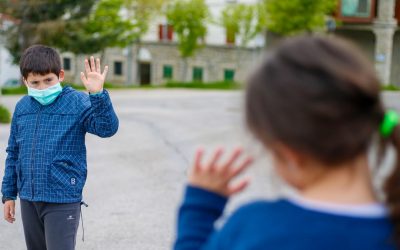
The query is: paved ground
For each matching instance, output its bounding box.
[0,89,280,250]
[0,89,399,250]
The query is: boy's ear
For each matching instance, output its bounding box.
[58,70,65,82]
[23,78,28,87]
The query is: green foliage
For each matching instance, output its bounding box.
[382,84,400,91]
[0,0,97,63]
[166,0,209,58]
[57,0,165,55]
[0,105,11,124]
[221,3,266,46]
[265,0,337,36]
[1,86,27,95]
[1,0,167,61]
[165,81,240,90]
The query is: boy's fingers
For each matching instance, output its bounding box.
[84,59,91,75]
[96,58,101,73]
[10,204,15,218]
[3,206,8,220]
[228,157,253,179]
[80,72,88,86]
[90,56,95,72]
[102,65,109,78]
[4,205,12,223]
[228,178,250,196]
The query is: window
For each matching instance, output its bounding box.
[342,0,370,17]
[336,0,376,23]
[395,0,400,23]
[193,67,203,82]
[63,57,71,71]
[163,65,173,79]
[159,24,173,41]
[114,61,123,76]
[224,69,235,81]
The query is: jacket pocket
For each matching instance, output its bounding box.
[50,160,85,195]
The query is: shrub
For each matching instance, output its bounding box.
[165,81,241,90]
[0,105,11,124]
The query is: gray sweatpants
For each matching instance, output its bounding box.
[20,200,81,250]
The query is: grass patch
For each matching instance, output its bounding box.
[1,85,27,95]
[165,81,241,90]
[382,84,400,91]
[1,82,148,95]
[0,104,11,124]
[1,81,240,95]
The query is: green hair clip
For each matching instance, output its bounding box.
[380,110,400,138]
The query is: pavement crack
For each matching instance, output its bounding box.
[132,118,190,167]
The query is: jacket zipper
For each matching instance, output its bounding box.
[30,106,42,200]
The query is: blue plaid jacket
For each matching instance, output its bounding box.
[1,86,119,203]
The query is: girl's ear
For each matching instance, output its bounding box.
[274,143,304,168]
[271,143,308,189]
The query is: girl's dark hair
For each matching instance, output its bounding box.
[245,35,400,246]
[19,45,62,79]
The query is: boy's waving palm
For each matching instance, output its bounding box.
[81,56,108,93]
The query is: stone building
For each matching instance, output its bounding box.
[62,0,264,86]
[333,0,400,85]
[62,42,262,86]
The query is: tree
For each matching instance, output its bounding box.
[221,3,266,47]
[0,0,97,64]
[166,0,208,58]
[264,0,337,36]
[1,0,166,84]
[166,0,209,81]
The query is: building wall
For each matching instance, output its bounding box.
[63,42,262,85]
[391,30,400,85]
[334,29,376,62]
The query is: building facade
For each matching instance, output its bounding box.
[62,0,265,86]
[333,0,400,85]
[5,0,400,87]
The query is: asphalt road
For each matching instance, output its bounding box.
[0,89,399,250]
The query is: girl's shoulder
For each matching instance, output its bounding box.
[227,199,296,223]
[227,198,392,227]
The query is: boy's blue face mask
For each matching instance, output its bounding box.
[27,83,63,106]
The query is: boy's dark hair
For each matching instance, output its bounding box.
[245,36,400,246]
[20,45,62,79]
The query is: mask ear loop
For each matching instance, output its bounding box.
[80,201,89,242]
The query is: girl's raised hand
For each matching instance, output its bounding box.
[189,147,253,197]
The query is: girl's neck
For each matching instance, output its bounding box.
[298,156,378,205]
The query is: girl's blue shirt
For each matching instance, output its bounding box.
[175,185,396,250]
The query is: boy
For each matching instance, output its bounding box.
[1,45,119,250]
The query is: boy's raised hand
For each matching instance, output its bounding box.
[81,56,108,94]
[189,147,253,197]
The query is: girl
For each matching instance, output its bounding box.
[174,36,399,249]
